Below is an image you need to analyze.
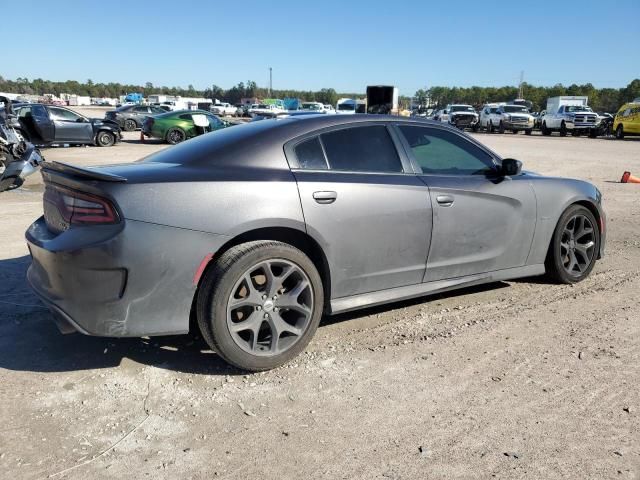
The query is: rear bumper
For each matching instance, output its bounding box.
[26,216,229,337]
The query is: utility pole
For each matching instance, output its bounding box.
[268,67,272,97]
[518,71,524,99]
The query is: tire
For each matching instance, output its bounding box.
[472,123,479,132]
[545,204,599,284]
[559,121,567,137]
[487,121,493,133]
[541,122,551,136]
[512,130,518,134]
[166,128,186,145]
[123,119,137,131]
[499,121,505,134]
[197,240,324,371]
[96,131,115,147]
[525,129,532,136]
[589,129,597,138]
[615,124,624,139]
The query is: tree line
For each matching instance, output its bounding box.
[1,75,638,112]
[0,76,359,107]
[415,80,640,112]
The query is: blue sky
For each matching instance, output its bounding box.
[3,0,638,95]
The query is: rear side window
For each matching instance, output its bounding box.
[294,137,328,170]
[179,114,192,120]
[398,126,495,175]
[320,125,402,173]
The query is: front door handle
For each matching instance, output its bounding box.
[436,194,454,207]
[313,191,337,204]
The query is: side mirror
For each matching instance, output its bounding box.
[501,158,522,176]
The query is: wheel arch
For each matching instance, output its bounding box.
[190,226,332,326]
[543,199,605,263]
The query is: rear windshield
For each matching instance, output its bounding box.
[337,104,355,111]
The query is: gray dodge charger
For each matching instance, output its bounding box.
[26,115,606,371]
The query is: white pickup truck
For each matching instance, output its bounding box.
[210,103,238,116]
[540,96,599,137]
[484,104,535,135]
[249,104,286,116]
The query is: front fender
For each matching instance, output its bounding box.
[527,177,605,264]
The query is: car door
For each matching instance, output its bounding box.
[132,105,151,124]
[394,124,536,282]
[18,105,55,143]
[48,107,93,142]
[287,123,433,299]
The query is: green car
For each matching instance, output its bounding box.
[142,109,229,144]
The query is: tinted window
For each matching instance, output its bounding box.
[398,126,495,175]
[294,137,328,170]
[134,106,149,113]
[206,114,222,126]
[49,107,82,122]
[179,114,192,120]
[320,125,402,173]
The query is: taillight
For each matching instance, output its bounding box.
[44,184,119,225]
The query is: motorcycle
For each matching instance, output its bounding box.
[0,96,44,192]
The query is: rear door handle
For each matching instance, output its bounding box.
[436,195,454,207]
[313,191,337,204]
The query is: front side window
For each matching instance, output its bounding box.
[320,125,403,173]
[398,126,495,175]
[49,107,82,122]
[294,137,328,170]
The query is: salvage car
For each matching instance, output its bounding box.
[105,104,167,131]
[11,104,121,147]
[612,101,640,139]
[26,115,606,371]
[446,104,479,131]
[142,109,229,144]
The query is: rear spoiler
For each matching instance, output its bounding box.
[42,161,127,183]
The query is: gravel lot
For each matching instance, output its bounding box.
[0,110,639,479]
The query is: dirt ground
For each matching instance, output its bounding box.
[0,113,639,479]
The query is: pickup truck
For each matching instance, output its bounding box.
[210,103,238,116]
[446,104,479,131]
[249,104,285,116]
[540,96,599,137]
[486,104,535,135]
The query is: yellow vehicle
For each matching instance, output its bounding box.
[613,101,640,139]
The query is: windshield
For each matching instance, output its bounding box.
[504,105,528,113]
[450,105,474,112]
[302,103,321,110]
[337,103,355,111]
[565,105,592,113]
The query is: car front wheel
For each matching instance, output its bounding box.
[197,241,324,371]
[615,124,624,139]
[96,131,115,147]
[545,205,599,284]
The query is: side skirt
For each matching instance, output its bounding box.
[329,264,545,315]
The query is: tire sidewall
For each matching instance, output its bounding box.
[549,205,600,283]
[97,131,114,147]
[124,119,136,131]
[166,128,185,144]
[199,242,324,371]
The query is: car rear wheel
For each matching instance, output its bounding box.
[166,128,186,145]
[615,124,624,139]
[499,121,505,134]
[541,122,551,136]
[197,241,324,371]
[96,131,115,147]
[123,119,137,131]
[525,129,532,135]
[512,130,518,134]
[545,205,599,284]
